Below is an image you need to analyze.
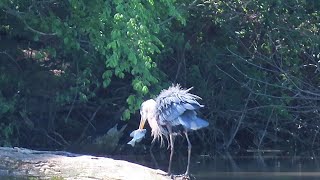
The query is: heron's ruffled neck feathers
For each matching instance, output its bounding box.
[141,99,168,147]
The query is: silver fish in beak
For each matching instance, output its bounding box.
[127,129,147,147]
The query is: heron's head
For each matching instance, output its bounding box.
[139,99,157,129]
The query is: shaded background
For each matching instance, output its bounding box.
[0,0,320,162]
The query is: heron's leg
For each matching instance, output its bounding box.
[167,125,175,175]
[168,132,175,174]
[184,131,192,175]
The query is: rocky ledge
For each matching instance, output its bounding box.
[0,147,169,180]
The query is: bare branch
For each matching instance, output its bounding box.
[3,6,57,36]
[0,51,22,71]
[225,92,252,149]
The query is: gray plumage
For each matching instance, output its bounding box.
[138,84,209,176]
[156,85,208,130]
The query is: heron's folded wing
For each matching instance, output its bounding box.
[156,84,204,125]
[177,110,209,130]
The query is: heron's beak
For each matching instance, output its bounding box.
[139,117,146,129]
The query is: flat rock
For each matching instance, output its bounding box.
[0,147,169,180]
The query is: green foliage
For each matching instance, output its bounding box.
[0,0,181,149]
[0,0,319,153]
[103,0,182,118]
[158,0,320,151]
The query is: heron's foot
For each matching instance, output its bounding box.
[166,170,171,175]
[164,172,175,180]
[164,171,173,178]
[172,173,192,180]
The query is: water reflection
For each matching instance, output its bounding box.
[192,152,320,180]
[123,150,320,180]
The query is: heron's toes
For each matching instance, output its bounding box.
[164,171,173,179]
[171,174,191,180]
[181,175,190,180]
[183,172,192,179]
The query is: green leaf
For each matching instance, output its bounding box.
[128,51,137,65]
[103,79,111,88]
[148,0,154,6]
[121,109,131,120]
[141,86,149,94]
[126,95,136,105]
[63,37,69,45]
[33,35,39,41]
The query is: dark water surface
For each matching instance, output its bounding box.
[122,150,320,180]
[193,155,320,180]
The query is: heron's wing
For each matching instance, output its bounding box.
[156,84,204,125]
[178,110,209,130]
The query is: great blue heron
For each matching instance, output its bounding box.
[138,84,209,176]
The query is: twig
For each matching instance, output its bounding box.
[0,51,22,71]
[225,92,252,149]
[258,108,274,149]
[64,62,79,122]
[52,131,70,146]
[159,0,200,26]
[3,6,56,36]
[75,106,101,144]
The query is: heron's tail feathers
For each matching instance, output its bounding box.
[178,111,209,130]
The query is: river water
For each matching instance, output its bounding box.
[123,150,320,180]
[2,148,320,179]
[193,155,320,179]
